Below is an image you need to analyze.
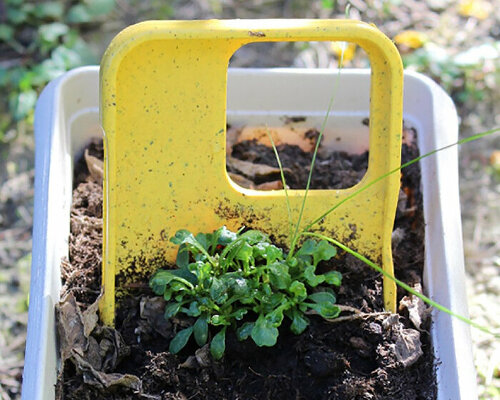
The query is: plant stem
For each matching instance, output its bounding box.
[287,47,348,259]
[265,126,294,239]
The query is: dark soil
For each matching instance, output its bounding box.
[56,130,436,400]
[230,133,368,190]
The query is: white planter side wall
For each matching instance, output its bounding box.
[23,67,475,400]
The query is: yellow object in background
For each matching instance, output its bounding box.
[99,20,403,326]
[330,41,357,64]
[394,30,427,50]
[458,0,492,20]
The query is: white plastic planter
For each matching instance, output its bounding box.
[23,66,476,399]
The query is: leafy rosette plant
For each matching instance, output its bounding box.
[149,226,342,360]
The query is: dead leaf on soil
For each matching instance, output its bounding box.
[226,126,240,155]
[227,156,290,180]
[235,126,318,152]
[84,149,104,185]
[379,314,423,368]
[228,172,255,189]
[82,294,101,337]
[398,283,430,330]
[56,292,136,389]
[255,180,284,190]
[228,172,284,190]
[56,292,88,363]
[392,328,423,368]
[73,352,141,391]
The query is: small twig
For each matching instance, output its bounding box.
[325,312,390,324]
[306,304,391,323]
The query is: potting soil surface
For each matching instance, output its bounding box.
[56,130,436,400]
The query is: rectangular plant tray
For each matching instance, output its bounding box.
[23,66,476,399]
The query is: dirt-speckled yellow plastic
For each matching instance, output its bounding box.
[100,20,403,325]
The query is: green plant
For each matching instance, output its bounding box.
[150,226,342,359]
[0,0,115,136]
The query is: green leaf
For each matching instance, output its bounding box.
[18,71,34,92]
[50,45,83,69]
[231,308,248,320]
[172,268,198,285]
[149,269,196,295]
[169,326,193,354]
[228,276,249,297]
[308,291,336,305]
[210,277,228,304]
[290,310,309,334]
[239,230,268,244]
[171,229,194,245]
[307,302,340,319]
[312,241,337,266]
[211,314,228,326]
[253,242,283,263]
[235,242,253,263]
[324,270,342,286]
[163,289,174,301]
[193,316,208,346]
[176,244,189,268]
[67,5,92,24]
[215,226,238,245]
[31,59,66,86]
[7,7,27,24]
[268,292,286,309]
[289,281,307,301]
[304,265,324,287]
[210,327,226,360]
[164,302,182,318]
[195,232,211,251]
[86,0,116,17]
[39,23,69,44]
[171,229,211,260]
[295,239,317,257]
[251,314,279,347]
[10,90,36,121]
[34,2,64,19]
[236,322,254,341]
[184,301,201,317]
[321,0,335,10]
[190,261,211,283]
[0,24,14,41]
[266,308,284,327]
[268,262,291,290]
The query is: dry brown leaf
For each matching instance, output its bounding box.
[392,328,423,368]
[84,149,104,184]
[255,180,284,190]
[235,126,318,152]
[73,352,141,391]
[379,314,423,368]
[228,172,255,189]
[226,126,240,155]
[82,294,101,337]
[398,283,430,330]
[56,292,87,363]
[228,156,289,180]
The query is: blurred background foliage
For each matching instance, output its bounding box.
[1,0,499,137]
[0,1,498,399]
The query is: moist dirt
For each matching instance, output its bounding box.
[56,132,436,400]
